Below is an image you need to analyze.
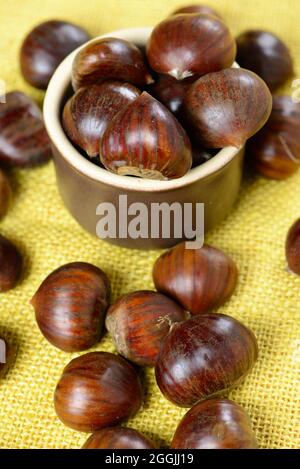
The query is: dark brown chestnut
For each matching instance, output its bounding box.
[0,91,52,167]
[72,38,152,91]
[0,336,15,378]
[101,92,192,180]
[146,14,236,81]
[184,68,272,148]
[106,290,189,367]
[54,352,143,432]
[246,95,300,180]
[191,146,217,168]
[0,234,23,292]
[155,313,258,407]
[62,81,140,158]
[171,398,258,448]
[30,262,110,352]
[286,219,300,275]
[147,75,196,117]
[153,242,238,315]
[236,30,294,91]
[172,4,222,19]
[82,427,157,449]
[0,169,12,218]
[20,20,90,89]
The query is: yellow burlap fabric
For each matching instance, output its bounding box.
[0,0,299,450]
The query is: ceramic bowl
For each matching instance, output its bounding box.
[44,27,244,249]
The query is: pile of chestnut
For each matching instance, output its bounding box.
[26,241,256,449]
[1,1,300,450]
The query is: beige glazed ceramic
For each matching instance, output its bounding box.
[44,27,244,249]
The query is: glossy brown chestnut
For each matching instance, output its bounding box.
[147,75,195,117]
[30,262,110,352]
[171,399,258,448]
[191,146,217,168]
[184,68,272,148]
[146,14,236,81]
[155,313,258,407]
[82,427,156,449]
[0,170,12,218]
[0,91,52,167]
[72,38,152,91]
[101,92,192,180]
[236,30,294,91]
[20,20,90,89]
[54,352,143,432]
[0,336,15,378]
[246,96,300,179]
[286,219,300,275]
[172,4,222,18]
[106,290,188,367]
[0,235,23,292]
[62,81,141,158]
[153,242,238,315]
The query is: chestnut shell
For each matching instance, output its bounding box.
[236,30,294,91]
[286,219,300,275]
[171,398,258,449]
[72,38,152,91]
[105,290,188,366]
[246,95,300,179]
[155,313,258,407]
[82,427,156,449]
[31,262,110,352]
[0,91,52,168]
[153,242,238,315]
[0,234,23,292]
[146,13,236,80]
[62,81,141,158]
[100,92,192,180]
[184,68,272,148]
[20,20,90,89]
[0,170,12,218]
[172,4,222,19]
[54,352,143,432]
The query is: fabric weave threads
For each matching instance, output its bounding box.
[0,0,300,449]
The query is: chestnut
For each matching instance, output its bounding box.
[0,336,15,378]
[0,169,12,218]
[30,262,110,352]
[155,313,258,407]
[62,81,140,158]
[184,68,272,148]
[172,4,222,19]
[0,91,52,168]
[146,14,236,81]
[82,427,157,449]
[20,20,90,89]
[286,219,300,275]
[106,290,189,367]
[100,92,192,180]
[171,398,258,449]
[153,242,238,315]
[54,352,143,432]
[246,95,300,180]
[72,38,152,91]
[236,30,294,91]
[0,235,23,292]
[147,75,195,118]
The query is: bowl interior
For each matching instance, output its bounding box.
[43,27,241,192]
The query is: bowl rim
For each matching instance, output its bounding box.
[43,26,241,193]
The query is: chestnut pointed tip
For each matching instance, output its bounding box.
[168,69,194,81]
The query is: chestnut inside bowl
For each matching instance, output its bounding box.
[44,27,244,249]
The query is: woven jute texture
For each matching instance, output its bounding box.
[0,0,300,450]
